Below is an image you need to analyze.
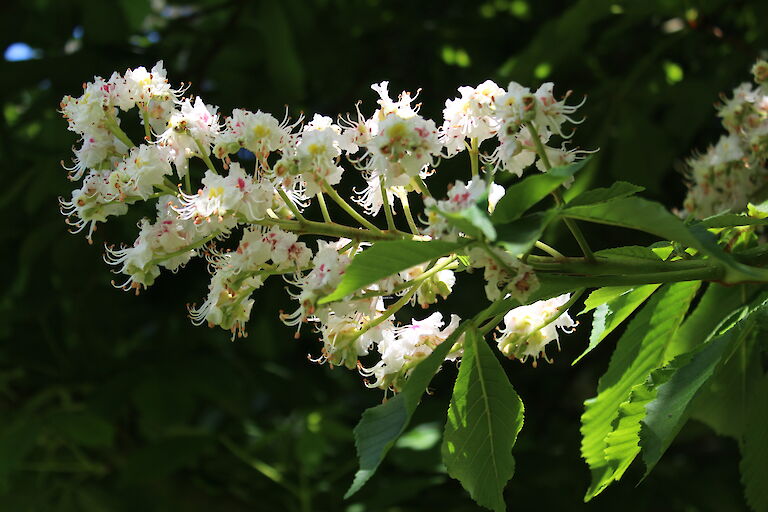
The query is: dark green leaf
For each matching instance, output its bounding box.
[642,295,768,474]
[567,181,645,207]
[346,321,470,498]
[739,374,768,512]
[442,328,524,512]
[436,204,497,240]
[494,211,557,256]
[491,158,589,224]
[51,411,114,448]
[698,213,768,229]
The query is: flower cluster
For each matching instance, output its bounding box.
[683,59,768,218]
[59,63,585,391]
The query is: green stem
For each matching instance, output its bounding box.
[317,192,332,223]
[380,175,396,231]
[249,217,405,241]
[277,187,307,222]
[104,114,135,148]
[534,240,565,259]
[469,136,479,177]
[141,107,152,141]
[352,255,461,340]
[527,255,712,275]
[194,137,218,174]
[322,179,382,233]
[184,171,192,194]
[525,121,595,262]
[413,175,433,198]
[397,189,420,235]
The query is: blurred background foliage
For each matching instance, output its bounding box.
[1,0,766,510]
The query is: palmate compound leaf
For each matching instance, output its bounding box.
[490,157,590,225]
[594,288,768,499]
[320,240,467,304]
[580,281,700,500]
[442,328,524,512]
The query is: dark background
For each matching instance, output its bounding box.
[1,0,765,510]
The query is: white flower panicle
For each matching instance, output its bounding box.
[61,63,589,391]
[683,60,768,218]
[496,294,576,366]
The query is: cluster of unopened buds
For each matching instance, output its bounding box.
[59,62,583,391]
[684,59,768,218]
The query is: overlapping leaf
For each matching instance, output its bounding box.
[580,281,699,500]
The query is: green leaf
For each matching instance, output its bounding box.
[698,212,768,229]
[442,328,524,512]
[739,373,768,512]
[581,281,699,500]
[320,240,466,304]
[581,286,635,314]
[494,210,557,256]
[574,284,660,365]
[594,245,664,261]
[642,295,768,474]
[345,321,470,498]
[491,158,589,224]
[563,197,768,282]
[567,181,645,207]
[664,283,751,360]
[601,380,657,485]
[436,204,497,240]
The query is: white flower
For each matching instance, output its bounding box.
[362,312,461,390]
[158,97,220,177]
[188,263,263,339]
[422,179,486,239]
[175,163,271,226]
[214,108,294,160]
[495,81,535,128]
[104,197,199,291]
[496,294,576,365]
[467,246,538,302]
[294,117,345,197]
[115,144,174,199]
[440,80,504,155]
[487,182,505,213]
[367,114,441,186]
[532,82,583,137]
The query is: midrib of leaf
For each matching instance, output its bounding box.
[473,334,499,486]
